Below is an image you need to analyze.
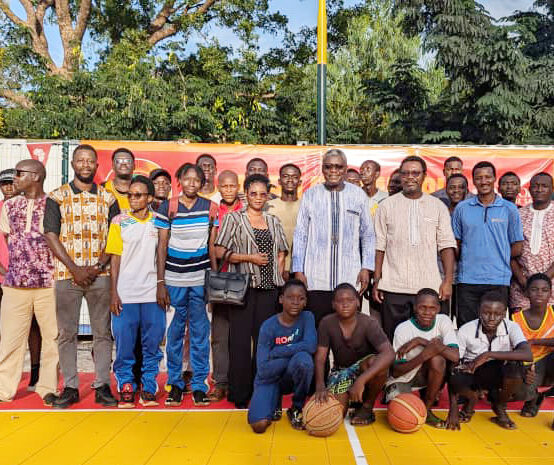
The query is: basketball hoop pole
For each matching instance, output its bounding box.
[317,0,327,146]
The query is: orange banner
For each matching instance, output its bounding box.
[85,141,554,206]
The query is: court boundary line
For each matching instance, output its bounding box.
[344,420,369,465]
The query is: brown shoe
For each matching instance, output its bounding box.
[207,387,228,402]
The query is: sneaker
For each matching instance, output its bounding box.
[139,392,159,407]
[192,390,210,407]
[43,393,58,407]
[182,371,193,394]
[118,384,135,409]
[165,385,183,407]
[95,384,118,407]
[53,387,79,409]
[287,407,305,430]
[207,387,228,402]
[272,408,283,421]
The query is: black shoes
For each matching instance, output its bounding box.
[192,390,210,407]
[53,387,80,409]
[287,406,305,430]
[43,393,58,407]
[95,384,118,407]
[165,385,184,407]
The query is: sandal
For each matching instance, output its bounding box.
[491,403,517,430]
[458,407,475,423]
[520,393,544,418]
[350,406,376,426]
[426,411,447,429]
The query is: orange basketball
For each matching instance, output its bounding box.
[302,395,344,437]
[387,393,427,433]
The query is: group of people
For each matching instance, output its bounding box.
[0,145,552,434]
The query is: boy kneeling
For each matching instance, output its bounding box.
[249,280,316,433]
[315,283,394,425]
[447,291,533,430]
[385,289,459,428]
[511,273,554,422]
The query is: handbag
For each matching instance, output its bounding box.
[205,251,250,306]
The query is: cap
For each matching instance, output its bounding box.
[149,168,171,182]
[0,169,15,184]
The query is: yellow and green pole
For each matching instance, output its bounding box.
[317,0,327,145]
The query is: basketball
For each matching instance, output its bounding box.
[302,395,344,437]
[387,393,427,433]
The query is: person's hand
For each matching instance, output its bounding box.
[396,338,426,359]
[372,281,384,304]
[348,379,365,403]
[314,387,329,404]
[110,292,122,316]
[446,408,461,430]
[421,337,445,358]
[439,279,452,301]
[356,269,371,295]
[250,253,269,266]
[466,352,491,373]
[295,272,308,286]
[157,282,171,311]
[525,365,536,385]
[282,270,290,282]
[71,266,94,287]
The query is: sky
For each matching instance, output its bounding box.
[8,0,537,67]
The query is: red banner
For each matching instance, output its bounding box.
[85,141,554,206]
[26,143,52,166]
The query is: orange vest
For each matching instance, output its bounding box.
[512,305,554,363]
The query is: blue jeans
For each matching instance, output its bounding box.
[166,285,210,393]
[248,351,314,424]
[112,302,166,394]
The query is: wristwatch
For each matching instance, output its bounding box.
[94,262,108,272]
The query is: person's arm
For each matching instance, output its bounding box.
[451,206,463,260]
[508,205,524,259]
[270,313,317,358]
[510,257,527,289]
[529,338,554,347]
[358,196,375,294]
[314,345,330,403]
[468,342,533,372]
[109,254,122,316]
[511,241,523,258]
[255,322,290,383]
[208,202,219,270]
[292,195,309,285]
[545,260,554,280]
[438,248,455,301]
[372,250,385,303]
[354,340,395,389]
[393,338,459,377]
[156,228,171,310]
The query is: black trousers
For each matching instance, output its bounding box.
[456,284,509,328]
[307,291,334,328]
[228,287,278,406]
[382,291,449,341]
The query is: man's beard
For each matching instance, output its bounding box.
[75,172,95,184]
[117,173,133,181]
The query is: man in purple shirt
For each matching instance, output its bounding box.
[0,160,58,404]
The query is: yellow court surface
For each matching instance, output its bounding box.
[0,410,552,465]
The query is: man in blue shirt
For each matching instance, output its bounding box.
[451,161,524,327]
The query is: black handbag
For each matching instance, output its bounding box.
[205,251,250,305]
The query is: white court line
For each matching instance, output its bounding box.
[344,420,369,465]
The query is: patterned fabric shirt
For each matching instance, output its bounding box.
[215,211,289,288]
[43,182,118,280]
[155,197,218,287]
[103,179,131,213]
[510,203,554,309]
[292,183,375,292]
[0,195,54,288]
[0,200,7,283]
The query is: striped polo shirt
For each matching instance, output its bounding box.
[155,197,218,287]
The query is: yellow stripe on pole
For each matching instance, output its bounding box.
[317,0,327,65]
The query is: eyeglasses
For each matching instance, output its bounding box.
[114,158,134,165]
[15,169,37,177]
[322,163,346,171]
[399,170,423,178]
[128,193,149,199]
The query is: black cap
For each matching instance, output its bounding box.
[149,168,171,182]
[0,169,15,184]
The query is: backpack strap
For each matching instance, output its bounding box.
[168,196,180,221]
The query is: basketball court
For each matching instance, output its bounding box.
[0,373,552,465]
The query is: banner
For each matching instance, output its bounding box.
[26,142,52,166]
[85,141,554,206]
